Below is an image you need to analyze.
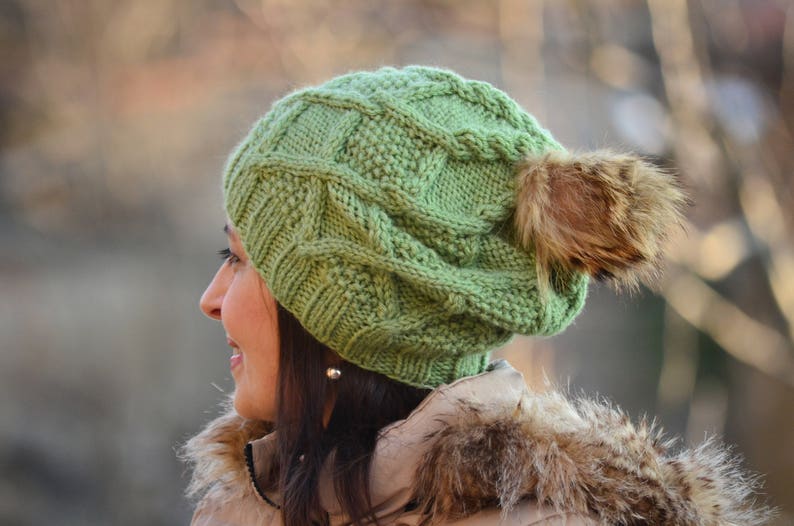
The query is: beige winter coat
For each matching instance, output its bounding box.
[183,361,769,525]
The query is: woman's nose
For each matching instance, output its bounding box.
[199,267,226,320]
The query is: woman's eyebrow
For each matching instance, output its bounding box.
[224,223,241,243]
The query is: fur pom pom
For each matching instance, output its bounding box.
[514,150,688,290]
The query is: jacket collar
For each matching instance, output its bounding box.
[246,360,527,522]
[185,360,772,525]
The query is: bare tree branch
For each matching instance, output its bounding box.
[662,269,794,388]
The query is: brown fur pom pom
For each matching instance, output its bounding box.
[514,150,687,290]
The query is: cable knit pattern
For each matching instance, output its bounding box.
[223,66,588,387]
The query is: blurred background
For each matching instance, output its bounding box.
[1,0,792,524]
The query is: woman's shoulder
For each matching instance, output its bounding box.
[381,360,771,525]
[436,500,595,525]
[391,500,594,525]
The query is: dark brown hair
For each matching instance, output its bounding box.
[263,302,430,525]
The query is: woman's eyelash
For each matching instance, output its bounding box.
[217,248,240,264]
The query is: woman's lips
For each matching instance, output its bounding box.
[227,336,242,370]
[230,353,243,369]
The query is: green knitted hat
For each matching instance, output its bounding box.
[222,66,685,388]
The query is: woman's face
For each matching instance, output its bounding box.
[199,223,280,421]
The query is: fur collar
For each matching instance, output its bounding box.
[181,397,272,506]
[414,393,771,525]
[181,362,772,525]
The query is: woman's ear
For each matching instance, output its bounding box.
[514,150,688,291]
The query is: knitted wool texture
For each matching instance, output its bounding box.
[223,66,588,388]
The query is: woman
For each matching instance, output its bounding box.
[183,66,770,525]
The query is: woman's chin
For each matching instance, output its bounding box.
[233,390,275,421]
[232,390,253,419]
